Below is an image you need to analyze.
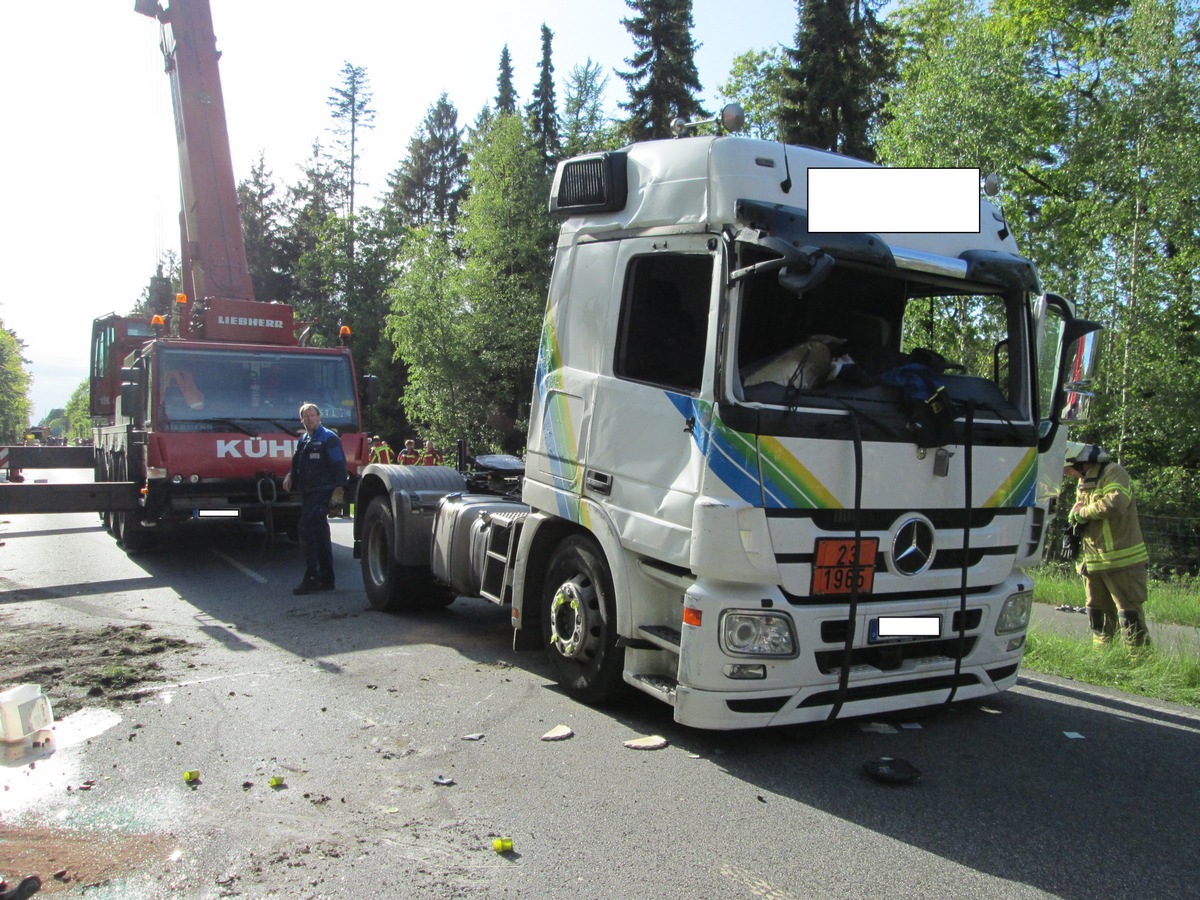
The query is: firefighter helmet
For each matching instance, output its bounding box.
[1065,441,1108,466]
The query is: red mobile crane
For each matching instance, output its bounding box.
[0,0,373,550]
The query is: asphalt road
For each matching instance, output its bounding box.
[2,479,1199,898]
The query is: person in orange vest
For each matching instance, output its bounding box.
[416,439,444,466]
[397,439,420,465]
[369,435,395,465]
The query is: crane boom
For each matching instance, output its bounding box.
[136,0,255,320]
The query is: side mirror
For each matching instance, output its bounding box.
[359,374,379,407]
[119,366,145,424]
[1036,293,1101,453]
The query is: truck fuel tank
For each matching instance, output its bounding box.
[431,494,530,598]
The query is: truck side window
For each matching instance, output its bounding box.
[615,255,711,393]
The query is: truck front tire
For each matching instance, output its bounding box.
[541,534,624,704]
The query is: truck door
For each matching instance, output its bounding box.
[584,236,717,567]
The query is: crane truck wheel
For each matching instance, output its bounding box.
[541,534,625,704]
[115,457,151,553]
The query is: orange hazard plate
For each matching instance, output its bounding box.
[811,538,879,596]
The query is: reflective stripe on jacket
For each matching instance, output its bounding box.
[1074,461,1149,572]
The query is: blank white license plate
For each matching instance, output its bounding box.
[197,509,240,518]
[870,616,940,643]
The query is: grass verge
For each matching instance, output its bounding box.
[1031,563,1200,628]
[1025,626,1200,708]
[1027,563,1200,707]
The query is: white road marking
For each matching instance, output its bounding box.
[210,547,269,583]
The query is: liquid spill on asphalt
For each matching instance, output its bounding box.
[1,706,121,818]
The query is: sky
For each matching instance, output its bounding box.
[0,0,800,421]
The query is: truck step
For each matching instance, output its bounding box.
[479,511,528,604]
[628,673,678,704]
[636,624,682,652]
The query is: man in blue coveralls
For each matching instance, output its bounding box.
[282,402,348,594]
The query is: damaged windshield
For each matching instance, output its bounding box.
[729,242,1033,442]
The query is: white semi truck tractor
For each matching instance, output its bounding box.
[353,117,1099,730]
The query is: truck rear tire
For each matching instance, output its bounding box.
[117,511,151,553]
[541,534,624,704]
[361,497,406,610]
[115,455,151,552]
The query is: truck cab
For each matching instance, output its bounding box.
[357,133,1097,730]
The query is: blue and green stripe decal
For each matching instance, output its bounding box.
[982,447,1037,508]
[535,313,584,524]
[666,395,841,510]
[668,395,1037,511]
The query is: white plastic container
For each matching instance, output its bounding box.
[0,683,54,742]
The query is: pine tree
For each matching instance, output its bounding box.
[326,61,376,221]
[527,24,561,171]
[779,0,891,160]
[282,141,342,343]
[617,0,707,141]
[385,94,468,231]
[496,45,518,115]
[237,153,292,303]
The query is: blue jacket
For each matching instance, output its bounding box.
[290,424,348,494]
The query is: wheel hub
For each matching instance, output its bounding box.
[549,577,593,658]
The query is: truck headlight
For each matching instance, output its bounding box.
[996,591,1033,635]
[720,612,796,658]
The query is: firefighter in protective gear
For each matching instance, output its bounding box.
[1064,442,1151,646]
[369,435,395,465]
[398,439,419,465]
[416,439,443,466]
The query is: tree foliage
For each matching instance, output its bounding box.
[527,24,562,171]
[457,113,556,451]
[385,227,488,448]
[618,0,707,140]
[561,59,620,157]
[326,62,376,222]
[65,380,90,442]
[717,48,785,140]
[0,321,31,443]
[495,45,518,115]
[780,0,893,159]
[879,0,1200,516]
[383,94,468,232]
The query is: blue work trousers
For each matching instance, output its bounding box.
[298,489,335,585]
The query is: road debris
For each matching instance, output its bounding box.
[432,775,456,786]
[863,757,921,784]
[541,725,573,741]
[623,735,668,750]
